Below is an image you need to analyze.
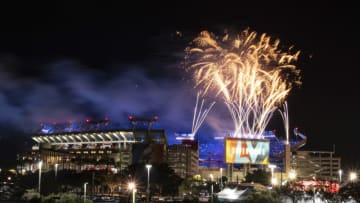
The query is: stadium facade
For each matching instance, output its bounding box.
[17,117,341,182]
[18,118,167,174]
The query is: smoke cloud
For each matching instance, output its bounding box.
[0,57,231,142]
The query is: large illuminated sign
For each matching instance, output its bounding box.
[225,138,269,164]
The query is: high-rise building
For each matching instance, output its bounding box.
[292,150,341,180]
[167,140,199,178]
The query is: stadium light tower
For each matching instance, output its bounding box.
[128,116,159,131]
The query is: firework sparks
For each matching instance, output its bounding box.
[185,29,301,139]
[191,92,215,137]
[278,101,290,144]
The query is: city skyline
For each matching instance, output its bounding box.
[0,2,359,168]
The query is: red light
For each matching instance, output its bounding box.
[128,115,133,120]
[85,118,91,123]
[7,176,11,181]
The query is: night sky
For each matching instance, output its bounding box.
[0,2,359,168]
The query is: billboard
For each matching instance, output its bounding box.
[225,138,269,164]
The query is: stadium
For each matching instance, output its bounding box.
[18,117,168,174]
[17,116,311,181]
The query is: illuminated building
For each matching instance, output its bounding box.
[198,130,307,168]
[292,150,341,180]
[17,117,167,173]
[195,130,308,182]
[167,140,199,178]
[17,147,68,174]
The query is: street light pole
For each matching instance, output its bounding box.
[38,161,43,195]
[338,169,342,184]
[313,187,316,203]
[220,168,223,190]
[268,164,276,187]
[210,174,214,203]
[55,163,58,180]
[146,164,152,203]
[84,182,88,203]
[128,182,136,203]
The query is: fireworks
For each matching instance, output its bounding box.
[191,92,215,137]
[278,101,290,144]
[185,29,301,139]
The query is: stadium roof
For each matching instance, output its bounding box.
[32,129,167,145]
